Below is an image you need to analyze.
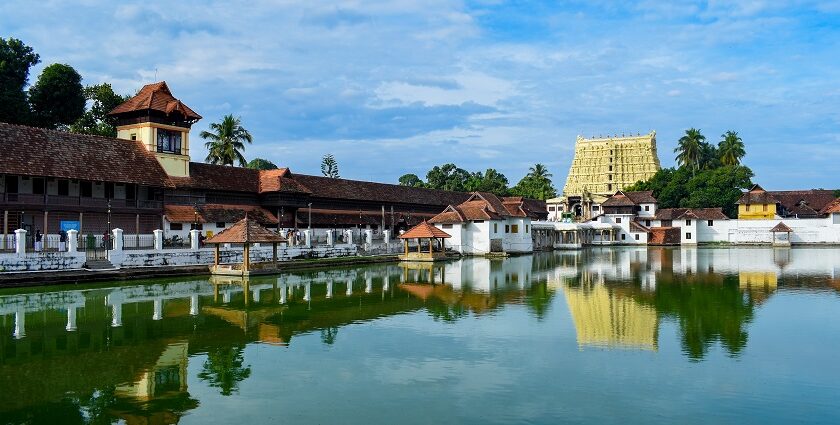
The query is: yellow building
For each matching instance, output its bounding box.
[562,132,660,218]
[563,284,658,351]
[736,184,778,220]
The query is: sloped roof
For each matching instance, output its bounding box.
[625,191,657,204]
[429,192,517,224]
[655,208,728,220]
[399,221,452,239]
[770,222,793,232]
[289,173,470,206]
[603,190,657,207]
[169,163,260,192]
[820,198,840,214]
[258,168,311,194]
[165,204,278,225]
[205,217,286,244]
[768,190,836,213]
[108,81,201,120]
[602,192,636,207]
[630,221,650,233]
[0,122,172,187]
[736,184,778,204]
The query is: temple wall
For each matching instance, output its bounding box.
[0,252,86,272]
[563,132,661,198]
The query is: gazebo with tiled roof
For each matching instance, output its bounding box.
[398,221,451,262]
[770,221,793,247]
[205,216,287,274]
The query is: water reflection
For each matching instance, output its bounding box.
[1,247,839,423]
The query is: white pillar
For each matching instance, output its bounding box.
[111,303,122,327]
[253,289,261,303]
[14,229,26,256]
[326,280,333,298]
[383,275,389,292]
[153,229,164,251]
[279,282,287,304]
[14,310,25,339]
[111,228,124,251]
[190,294,199,316]
[344,229,353,245]
[364,229,373,245]
[383,230,391,244]
[223,291,231,304]
[66,307,77,331]
[153,298,163,321]
[326,230,334,246]
[365,275,373,293]
[67,229,78,253]
[303,229,312,247]
[346,279,353,296]
[190,229,201,250]
[304,282,311,301]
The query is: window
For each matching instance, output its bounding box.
[473,220,484,223]
[170,223,183,231]
[125,184,135,200]
[745,204,751,212]
[190,223,204,230]
[505,225,510,233]
[80,181,92,197]
[511,224,519,233]
[607,184,612,191]
[548,206,555,211]
[525,225,529,233]
[635,234,639,240]
[493,223,498,233]
[33,178,45,195]
[216,222,226,228]
[130,133,137,141]
[156,129,183,154]
[57,180,69,196]
[763,204,768,212]
[616,217,622,224]
[621,233,626,240]
[686,232,692,240]
[644,205,650,211]
[592,205,600,211]
[5,176,18,193]
[104,182,114,199]
[707,220,714,226]
[686,219,692,226]
[609,165,613,171]
[608,174,613,181]
[645,220,651,226]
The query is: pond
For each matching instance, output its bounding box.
[1,247,839,424]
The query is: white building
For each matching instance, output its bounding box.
[429,192,537,255]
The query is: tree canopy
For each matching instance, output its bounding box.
[0,37,39,125]
[321,154,340,178]
[397,163,555,199]
[28,63,85,129]
[674,128,705,174]
[69,83,129,137]
[246,158,278,170]
[510,163,557,200]
[201,115,253,167]
[398,173,424,188]
[718,131,746,166]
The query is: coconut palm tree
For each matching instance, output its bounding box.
[528,163,553,180]
[718,130,745,166]
[201,115,253,167]
[674,128,705,174]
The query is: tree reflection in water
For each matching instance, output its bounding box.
[321,326,339,345]
[198,343,252,396]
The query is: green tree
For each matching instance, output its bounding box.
[0,37,40,125]
[201,114,253,166]
[197,344,252,396]
[398,173,425,187]
[27,63,85,129]
[426,163,471,191]
[718,130,745,166]
[675,128,705,174]
[683,165,753,217]
[465,168,509,196]
[246,158,278,170]
[69,83,129,137]
[321,154,340,178]
[510,164,557,200]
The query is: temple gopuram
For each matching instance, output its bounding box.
[552,132,660,220]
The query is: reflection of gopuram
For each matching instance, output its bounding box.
[564,284,658,351]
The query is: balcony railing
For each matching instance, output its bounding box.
[0,193,162,210]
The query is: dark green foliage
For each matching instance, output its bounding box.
[510,163,557,200]
[425,163,471,192]
[198,344,252,396]
[201,114,253,166]
[398,173,425,187]
[69,83,129,137]
[28,63,86,129]
[321,154,340,178]
[464,168,509,196]
[834,189,840,198]
[0,37,39,124]
[718,130,746,166]
[246,158,278,170]
[674,128,705,173]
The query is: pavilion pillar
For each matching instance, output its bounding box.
[2,210,6,250]
[66,307,77,332]
[327,280,333,298]
[279,281,287,304]
[272,242,278,266]
[243,244,250,271]
[214,244,220,266]
[404,240,408,256]
[190,294,199,316]
[135,214,140,247]
[43,211,48,242]
[429,238,433,255]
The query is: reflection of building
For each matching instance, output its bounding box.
[115,342,190,401]
[563,284,658,351]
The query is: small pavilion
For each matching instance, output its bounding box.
[398,221,451,262]
[205,216,287,276]
[770,222,793,247]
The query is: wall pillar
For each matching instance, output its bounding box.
[189,229,200,250]
[66,307,77,331]
[111,228,123,251]
[364,229,373,245]
[326,280,333,298]
[190,294,199,316]
[344,229,353,245]
[303,229,312,247]
[14,310,25,339]
[3,210,7,250]
[383,230,391,244]
[14,228,26,256]
[153,298,163,321]
[111,303,122,327]
[153,229,163,251]
[326,229,334,246]
[303,282,311,301]
[346,279,353,296]
[365,273,372,293]
[67,229,78,253]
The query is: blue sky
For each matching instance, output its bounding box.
[2,0,839,190]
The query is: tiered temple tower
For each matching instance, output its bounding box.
[560,132,660,218]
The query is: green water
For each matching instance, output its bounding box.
[1,247,839,424]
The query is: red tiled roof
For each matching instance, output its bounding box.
[429,192,515,224]
[258,168,311,194]
[602,193,636,207]
[170,163,259,192]
[603,190,657,207]
[770,222,793,232]
[0,122,172,187]
[736,184,778,205]
[399,221,452,239]
[108,81,201,120]
[630,222,650,233]
[655,208,728,220]
[289,173,470,206]
[820,198,840,214]
[205,217,286,244]
[165,204,278,225]
[625,191,657,204]
[768,190,835,214]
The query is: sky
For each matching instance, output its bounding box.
[2,0,839,190]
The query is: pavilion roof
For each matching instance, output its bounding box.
[205,217,286,244]
[399,221,452,239]
[108,81,202,120]
[770,222,793,233]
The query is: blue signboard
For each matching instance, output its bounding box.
[60,221,81,232]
